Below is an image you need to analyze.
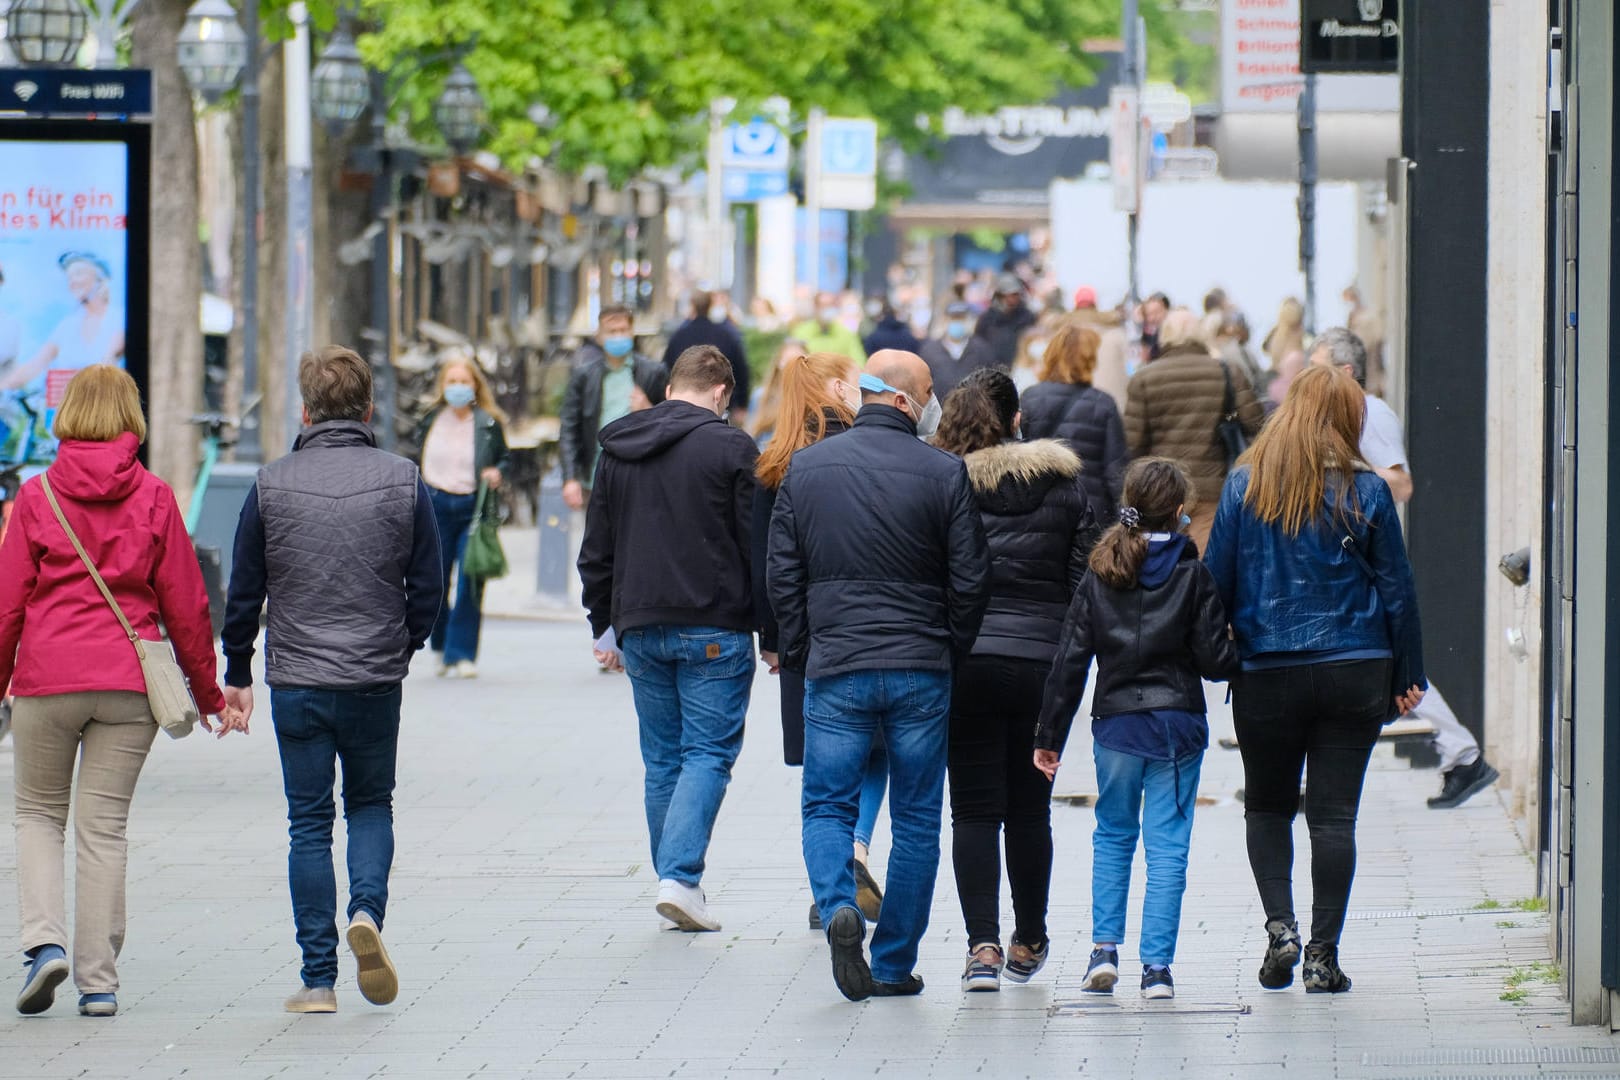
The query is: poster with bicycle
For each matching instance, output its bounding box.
[0,136,139,472]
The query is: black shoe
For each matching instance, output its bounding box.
[1427,758,1500,809]
[1302,942,1352,993]
[1258,919,1301,989]
[825,907,872,1002]
[1080,946,1119,993]
[1140,965,1174,1000]
[854,859,884,923]
[871,974,924,997]
[808,901,822,931]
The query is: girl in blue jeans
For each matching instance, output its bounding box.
[1034,458,1239,1000]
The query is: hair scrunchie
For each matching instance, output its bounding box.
[1118,506,1142,530]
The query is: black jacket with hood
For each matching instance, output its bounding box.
[961,439,1097,663]
[578,401,759,639]
[767,405,990,679]
[1034,533,1239,755]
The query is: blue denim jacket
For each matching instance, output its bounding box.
[1203,466,1426,693]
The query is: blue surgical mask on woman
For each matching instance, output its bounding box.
[603,336,634,358]
[444,384,476,409]
[946,320,969,341]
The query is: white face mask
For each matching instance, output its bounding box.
[837,380,862,414]
[818,307,839,325]
[1028,340,1048,361]
[709,305,728,324]
[906,393,942,438]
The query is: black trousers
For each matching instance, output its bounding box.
[1233,658,1389,947]
[948,655,1054,950]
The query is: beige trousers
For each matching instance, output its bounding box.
[12,691,157,993]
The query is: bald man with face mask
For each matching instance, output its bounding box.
[767,349,990,1002]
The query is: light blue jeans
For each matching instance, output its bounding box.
[621,626,754,887]
[1091,744,1203,967]
[802,668,951,984]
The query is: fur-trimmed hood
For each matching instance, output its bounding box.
[963,438,1082,494]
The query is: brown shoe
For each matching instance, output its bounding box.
[855,859,883,922]
[285,986,337,1014]
[346,911,399,1005]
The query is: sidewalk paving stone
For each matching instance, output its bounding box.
[0,619,1614,1079]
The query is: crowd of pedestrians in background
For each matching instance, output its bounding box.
[576,269,1482,1004]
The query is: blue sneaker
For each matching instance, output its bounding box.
[1080,946,1119,994]
[78,993,117,1017]
[17,945,68,1015]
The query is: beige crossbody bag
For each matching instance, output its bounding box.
[41,474,200,739]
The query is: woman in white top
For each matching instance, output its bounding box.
[412,358,509,678]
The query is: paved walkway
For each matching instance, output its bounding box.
[0,618,1614,1080]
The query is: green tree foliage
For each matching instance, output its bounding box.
[346,0,1129,180]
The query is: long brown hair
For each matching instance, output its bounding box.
[1240,362,1366,536]
[754,352,858,490]
[934,368,1018,457]
[1038,320,1100,385]
[435,356,508,423]
[1089,458,1190,589]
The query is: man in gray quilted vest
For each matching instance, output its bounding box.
[222,345,443,1014]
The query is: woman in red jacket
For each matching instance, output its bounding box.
[0,365,232,1019]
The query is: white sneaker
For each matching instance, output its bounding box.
[453,660,478,679]
[655,879,721,932]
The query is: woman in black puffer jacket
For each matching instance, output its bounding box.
[934,367,1098,993]
[1019,321,1128,522]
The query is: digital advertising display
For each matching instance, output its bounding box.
[0,122,149,471]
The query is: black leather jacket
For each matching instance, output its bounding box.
[1035,540,1239,755]
[558,347,665,485]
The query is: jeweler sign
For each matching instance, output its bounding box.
[1301,0,1399,74]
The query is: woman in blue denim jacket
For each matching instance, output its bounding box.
[1204,364,1426,996]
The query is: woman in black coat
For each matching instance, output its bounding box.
[752,350,887,929]
[1019,320,1128,522]
[934,367,1098,993]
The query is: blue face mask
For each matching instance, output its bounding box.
[603,335,634,358]
[946,320,969,340]
[444,384,476,408]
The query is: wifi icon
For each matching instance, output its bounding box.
[14,80,39,103]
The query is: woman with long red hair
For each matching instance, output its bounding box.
[752,351,888,929]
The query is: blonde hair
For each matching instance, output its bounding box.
[754,352,858,490]
[1240,363,1367,536]
[53,364,146,443]
[1039,321,1100,385]
[1156,309,1208,352]
[435,356,507,423]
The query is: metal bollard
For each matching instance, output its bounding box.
[536,465,571,599]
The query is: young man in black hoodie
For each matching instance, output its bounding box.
[579,345,760,932]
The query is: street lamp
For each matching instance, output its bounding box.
[309,30,484,450]
[434,64,484,154]
[175,0,248,105]
[4,0,89,65]
[309,28,367,126]
[176,0,265,462]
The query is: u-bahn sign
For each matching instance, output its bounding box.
[1301,0,1400,74]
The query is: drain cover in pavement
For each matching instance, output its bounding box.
[1362,1048,1620,1066]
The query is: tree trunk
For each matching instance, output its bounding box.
[130,0,203,500]
[256,47,289,457]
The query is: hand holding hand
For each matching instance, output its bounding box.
[563,480,585,511]
[223,685,255,730]
[481,467,503,490]
[1033,749,1061,782]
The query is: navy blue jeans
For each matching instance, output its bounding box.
[427,486,484,664]
[803,668,951,984]
[271,684,401,989]
[620,626,753,886]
